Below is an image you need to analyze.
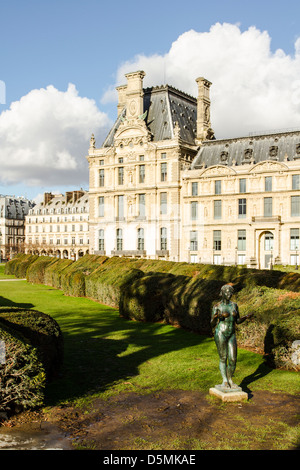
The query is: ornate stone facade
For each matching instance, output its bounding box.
[87,71,300,268]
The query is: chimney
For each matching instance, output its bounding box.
[195,77,214,142]
[124,70,145,119]
[44,192,54,205]
[116,84,127,117]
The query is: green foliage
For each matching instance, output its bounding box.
[0,322,46,413]
[0,307,63,379]
[5,254,300,370]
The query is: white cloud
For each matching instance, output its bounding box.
[0,84,112,187]
[104,23,300,138]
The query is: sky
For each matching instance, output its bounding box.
[1,0,300,202]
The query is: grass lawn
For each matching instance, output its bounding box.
[0,270,298,410]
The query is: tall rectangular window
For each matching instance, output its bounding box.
[118,167,124,185]
[99,169,105,187]
[264,197,272,217]
[161,162,167,182]
[137,228,144,250]
[139,164,145,183]
[265,176,272,191]
[139,194,146,217]
[214,200,222,219]
[118,195,124,219]
[192,182,198,196]
[191,201,198,220]
[291,195,300,216]
[160,193,167,215]
[98,196,104,217]
[98,229,104,251]
[190,231,198,251]
[215,180,221,195]
[290,228,299,250]
[292,174,300,190]
[213,230,221,251]
[160,227,167,250]
[237,230,246,251]
[239,178,246,193]
[116,228,123,251]
[238,198,246,218]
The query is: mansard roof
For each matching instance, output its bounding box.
[191,130,300,169]
[102,85,197,147]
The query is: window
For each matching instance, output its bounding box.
[213,230,221,251]
[137,228,144,250]
[138,194,146,217]
[161,162,167,182]
[139,155,144,161]
[118,167,124,185]
[214,200,222,219]
[99,159,104,166]
[291,195,300,216]
[160,193,167,215]
[239,178,246,193]
[264,197,272,217]
[190,231,198,251]
[98,229,104,251]
[161,153,167,159]
[191,201,198,220]
[139,165,145,183]
[99,169,105,187]
[292,174,300,190]
[192,182,198,196]
[213,254,221,265]
[238,198,246,218]
[98,197,104,217]
[290,228,299,251]
[118,195,124,219]
[215,180,221,195]
[238,254,246,265]
[160,227,167,250]
[116,228,123,251]
[237,230,246,251]
[118,157,123,164]
[265,176,272,191]
[264,232,274,251]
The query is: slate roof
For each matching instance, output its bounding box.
[102,85,197,147]
[191,130,300,169]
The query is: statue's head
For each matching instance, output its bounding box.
[220,284,234,300]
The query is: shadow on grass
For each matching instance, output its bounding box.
[0,295,34,309]
[44,305,210,406]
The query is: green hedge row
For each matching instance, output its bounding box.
[0,307,63,413]
[5,254,300,369]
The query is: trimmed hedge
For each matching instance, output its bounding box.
[0,307,63,379]
[0,322,45,413]
[5,254,300,370]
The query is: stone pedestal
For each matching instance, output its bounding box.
[209,387,248,402]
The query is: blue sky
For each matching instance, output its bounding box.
[1,0,300,201]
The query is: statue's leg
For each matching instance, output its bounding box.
[215,331,229,386]
[227,334,238,387]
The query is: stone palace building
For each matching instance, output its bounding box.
[86,70,300,269]
[0,195,34,260]
[25,190,89,260]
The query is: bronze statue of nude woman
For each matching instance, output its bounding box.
[211,284,253,392]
